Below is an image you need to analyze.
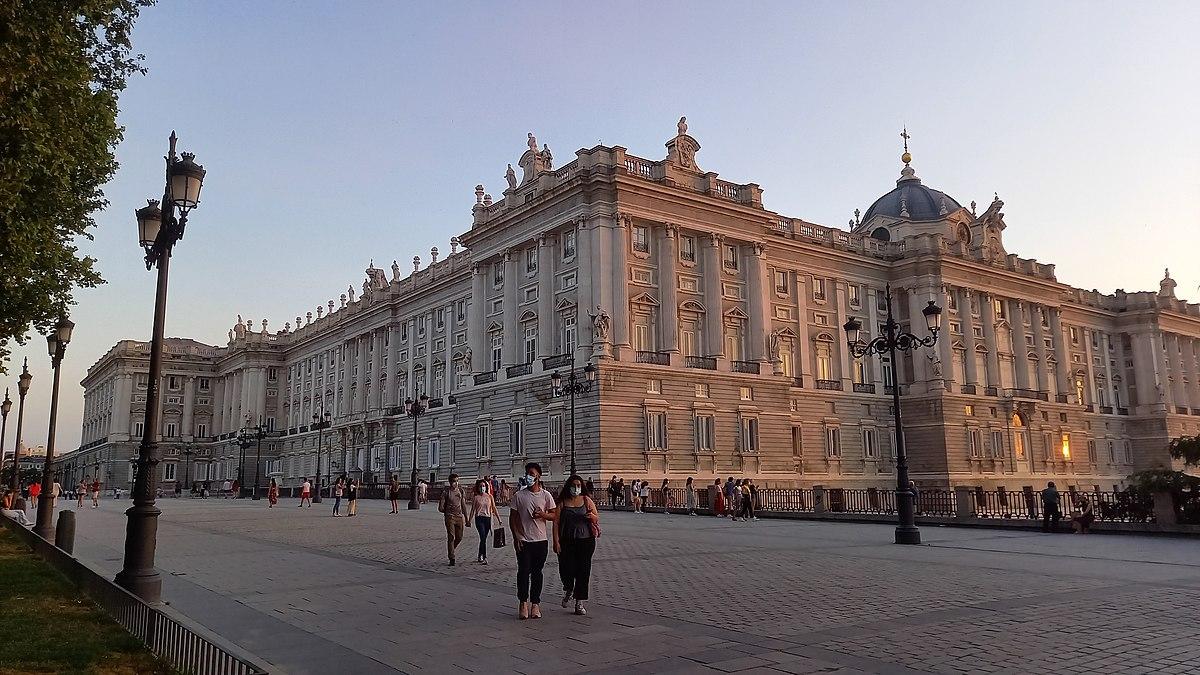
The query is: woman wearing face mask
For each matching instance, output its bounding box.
[346,478,359,517]
[553,474,600,616]
[470,479,500,563]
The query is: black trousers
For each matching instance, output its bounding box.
[516,540,549,603]
[558,536,596,601]
[1042,506,1061,532]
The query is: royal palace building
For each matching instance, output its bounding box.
[57,120,1200,494]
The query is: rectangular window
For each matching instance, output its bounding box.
[198,378,210,391]
[722,244,738,270]
[1087,440,1097,463]
[646,411,668,451]
[476,424,490,459]
[196,423,207,438]
[817,349,833,381]
[947,293,958,311]
[549,414,563,454]
[852,360,866,384]
[165,422,177,438]
[694,414,715,452]
[695,383,709,398]
[993,299,1007,320]
[969,429,982,458]
[456,299,466,323]
[523,286,538,304]
[1122,440,1131,464]
[491,333,503,372]
[991,430,1005,458]
[740,417,759,453]
[163,462,176,481]
[268,368,278,382]
[134,421,145,438]
[436,308,446,329]
[632,225,649,253]
[964,404,974,416]
[633,318,652,352]
[631,268,654,285]
[560,272,577,291]
[680,236,696,262]
[525,247,537,273]
[812,278,827,302]
[493,263,504,288]
[417,316,427,338]
[428,437,441,467]
[561,313,577,354]
[862,428,878,459]
[774,270,789,295]
[679,276,700,293]
[562,230,576,259]
[168,375,179,390]
[647,379,661,394]
[509,419,525,456]
[523,325,537,365]
[739,386,753,401]
[848,284,861,308]
[1070,326,1079,345]
[825,427,841,457]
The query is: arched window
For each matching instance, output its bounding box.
[1011,413,1028,460]
[870,227,891,242]
[956,224,970,244]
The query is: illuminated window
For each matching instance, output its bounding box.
[1060,433,1071,460]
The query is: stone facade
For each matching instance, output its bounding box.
[56,120,1200,493]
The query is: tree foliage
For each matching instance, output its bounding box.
[0,1,153,370]
[1168,435,1200,468]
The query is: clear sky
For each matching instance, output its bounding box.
[4,1,1198,454]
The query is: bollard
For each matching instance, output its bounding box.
[55,510,76,554]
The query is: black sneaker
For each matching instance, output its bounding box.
[449,558,456,566]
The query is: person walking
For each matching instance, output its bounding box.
[267,479,279,507]
[470,478,500,564]
[438,473,468,566]
[640,480,652,514]
[498,479,510,506]
[418,479,428,504]
[221,479,232,498]
[346,478,359,517]
[685,477,698,516]
[723,477,737,518]
[76,478,87,508]
[510,462,555,620]
[747,480,759,521]
[554,474,599,616]
[90,478,101,508]
[713,478,726,517]
[52,479,62,502]
[332,476,345,516]
[908,480,921,515]
[389,474,401,514]
[298,476,312,507]
[608,476,620,510]
[660,478,673,515]
[737,480,753,522]
[27,481,40,513]
[1041,481,1061,532]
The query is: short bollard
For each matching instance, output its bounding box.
[54,510,76,554]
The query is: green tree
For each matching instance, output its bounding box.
[0,1,153,371]
[1168,435,1200,468]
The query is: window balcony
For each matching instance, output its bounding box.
[731,360,759,374]
[815,379,842,391]
[960,384,977,395]
[684,356,716,370]
[1176,406,1190,415]
[636,351,671,366]
[542,353,572,370]
[428,398,444,409]
[506,363,532,378]
[983,386,998,397]
[1056,393,1070,404]
[1117,407,1130,415]
[791,376,804,388]
[1005,388,1049,401]
[1099,405,1114,414]
[852,383,876,394]
[473,371,496,385]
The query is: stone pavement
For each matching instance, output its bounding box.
[64,496,1200,674]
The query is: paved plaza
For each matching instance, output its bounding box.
[60,496,1200,674]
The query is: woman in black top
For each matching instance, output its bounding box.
[347,479,359,517]
[553,475,600,616]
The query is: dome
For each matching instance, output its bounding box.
[862,164,962,222]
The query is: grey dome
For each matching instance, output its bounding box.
[862,166,961,222]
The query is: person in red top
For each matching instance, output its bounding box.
[27,481,41,512]
[90,479,101,508]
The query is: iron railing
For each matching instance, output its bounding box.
[731,360,760,374]
[815,379,841,390]
[636,351,671,366]
[473,371,496,384]
[506,363,533,378]
[852,383,875,393]
[542,353,572,370]
[685,356,716,370]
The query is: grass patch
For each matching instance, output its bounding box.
[0,527,172,674]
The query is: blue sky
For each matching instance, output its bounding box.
[5,1,1198,452]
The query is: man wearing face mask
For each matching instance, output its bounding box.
[509,462,556,619]
[438,473,468,566]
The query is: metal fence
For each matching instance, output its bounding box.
[1,516,270,675]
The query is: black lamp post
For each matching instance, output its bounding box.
[312,408,331,503]
[235,425,255,498]
[843,283,941,545]
[0,388,11,486]
[405,394,429,510]
[182,445,195,492]
[8,359,31,492]
[550,362,596,476]
[116,132,205,603]
[34,317,74,540]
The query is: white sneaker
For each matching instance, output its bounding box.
[574,601,586,616]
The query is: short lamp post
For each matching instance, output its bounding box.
[843,283,941,545]
[235,425,262,499]
[33,317,74,540]
[116,132,205,603]
[550,362,596,476]
[404,394,429,510]
[312,409,331,503]
[8,359,32,493]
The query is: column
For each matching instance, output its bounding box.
[256,368,268,425]
[957,289,979,388]
[231,373,243,429]
[1101,331,1116,408]
[866,287,883,389]
[371,329,384,410]
[1170,333,1189,411]
[935,284,954,387]
[980,294,1001,388]
[659,225,679,354]
[444,303,455,393]
[114,374,133,436]
[834,280,851,385]
[795,275,812,383]
[387,325,400,406]
[1009,300,1030,390]
[612,215,631,351]
[575,219,594,362]
[1083,328,1099,407]
[747,243,771,363]
[406,323,416,398]
[1113,332,1131,409]
[424,312,434,394]
[1049,308,1071,400]
[355,336,367,412]
[470,264,487,373]
[1130,332,1160,411]
[503,249,518,366]
[536,235,554,359]
[1030,304,1049,393]
[1185,337,1200,413]
[907,286,931,388]
[182,376,195,439]
[702,234,723,358]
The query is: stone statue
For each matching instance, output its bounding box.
[766,330,782,360]
[590,305,611,342]
[677,116,688,136]
[392,260,400,281]
[463,347,472,370]
[541,144,553,169]
[284,322,291,332]
[362,279,370,298]
[348,285,355,302]
[228,329,234,342]
[233,317,245,339]
[527,132,537,152]
[450,237,459,255]
[261,319,268,333]
[328,300,335,314]
[505,164,517,189]
[928,355,944,378]
[413,255,421,272]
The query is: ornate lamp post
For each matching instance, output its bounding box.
[843,284,941,545]
[235,425,254,498]
[311,408,331,503]
[550,362,596,476]
[0,388,11,486]
[251,421,266,500]
[404,394,429,510]
[116,132,205,603]
[8,359,31,492]
[34,316,75,540]
[181,445,195,492]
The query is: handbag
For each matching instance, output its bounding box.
[586,496,601,539]
[493,527,507,548]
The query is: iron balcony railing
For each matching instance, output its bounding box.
[731,360,759,374]
[852,383,876,394]
[815,379,842,391]
[542,353,572,370]
[684,356,716,370]
[473,371,496,385]
[791,376,804,388]
[636,351,671,366]
[960,384,977,394]
[506,363,533,378]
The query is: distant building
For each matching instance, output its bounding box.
[54,121,1200,494]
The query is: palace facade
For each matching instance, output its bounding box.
[57,120,1200,494]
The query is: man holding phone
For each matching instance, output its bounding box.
[509,462,555,620]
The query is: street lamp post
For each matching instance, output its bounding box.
[404,394,429,510]
[0,389,11,486]
[236,426,254,498]
[182,445,194,492]
[34,317,75,540]
[116,131,205,603]
[550,362,596,476]
[843,284,941,545]
[8,359,31,493]
[311,408,330,504]
[252,422,266,500]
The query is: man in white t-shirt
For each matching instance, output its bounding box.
[509,462,556,620]
[299,477,312,507]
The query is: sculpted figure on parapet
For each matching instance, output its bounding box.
[590,305,611,342]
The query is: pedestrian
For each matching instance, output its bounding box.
[389,474,401,514]
[470,478,500,564]
[724,477,737,517]
[438,473,468,566]
[586,477,595,497]
[296,476,311,507]
[608,476,620,509]
[660,478,673,515]
[232,478,240,498]
[418,479,428,504]
[1072,495,1095,534]
[267,479,279,507]
[629,479,641,513]
[498,479,510,506]
[52,479,62,502]
[490,474,500,497]
[1041,481,1061,532]
[28,481,40,511]
[554,474,600,616]
[332,476,345,516]
[713,479,726,517]
[221,479,232,498]
[685,477,698,516]
[346,478,359,516]
[90,478,101,508]
[77,478,87,508]
[737,480,753,522]
[747,480,759,520]
[908,480,921,515]
[638,480,651,513]
[510,462,555,620]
